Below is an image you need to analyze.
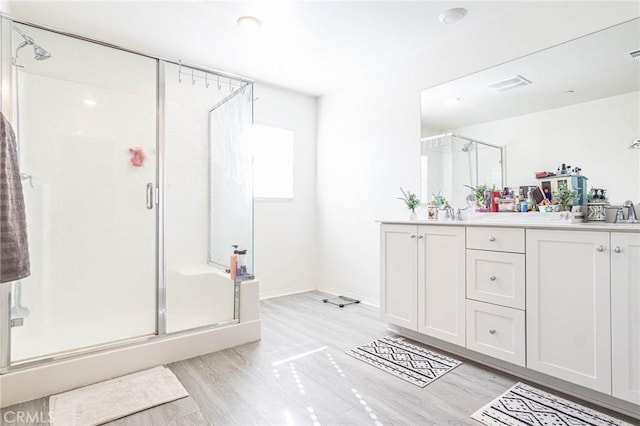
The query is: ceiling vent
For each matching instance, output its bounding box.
[624,49,640,61]
[487,75,532,92]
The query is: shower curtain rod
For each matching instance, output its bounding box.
[421,133,502,149]
[0,12,254,86]
[177,62,247,90]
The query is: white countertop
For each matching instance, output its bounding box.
[378,212,640,232]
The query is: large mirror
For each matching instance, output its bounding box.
[421,18,640,206]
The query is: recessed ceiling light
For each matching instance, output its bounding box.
[438,8,467,25]
[83,99,96,106]
[237,16,262,31]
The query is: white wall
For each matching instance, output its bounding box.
[0,0,10,14]
[253,83,318,299]
[316,2,639,306]
[454,92,640,204]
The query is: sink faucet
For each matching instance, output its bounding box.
[624,200,638,223]
[442,205,455,220]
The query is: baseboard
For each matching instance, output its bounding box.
[316,286,379,308]
[0,320,261,408]
[260,287,315,300]
[390,325,640,421]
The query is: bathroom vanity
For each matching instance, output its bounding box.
[379,218,640,418]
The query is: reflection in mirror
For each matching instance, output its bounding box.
[421,18,640,205]
[420,134,502,207]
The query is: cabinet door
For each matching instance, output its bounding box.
[417,225,466,345]
[380,224,418,330]
[526,230,611,393]
[611,232,640,404]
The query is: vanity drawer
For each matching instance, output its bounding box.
[466,300,525,366]
[466,227,525,253]
[466,249,525,309]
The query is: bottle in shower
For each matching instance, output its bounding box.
[230,245,239,280]
[237,249,248,276]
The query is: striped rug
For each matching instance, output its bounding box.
[346,336,461,387]
[472,382,633,426]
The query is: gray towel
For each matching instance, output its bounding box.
[0,112,30,283]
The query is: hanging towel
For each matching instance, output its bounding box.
[0,112,30,283]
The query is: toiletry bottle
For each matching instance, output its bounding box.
[237,249,247,276]
[490,191,500,212]
[230,245,238,280]
[527,189,534,212]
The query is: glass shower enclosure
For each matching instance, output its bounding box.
[420,133,504,207]
[0,17,254,369]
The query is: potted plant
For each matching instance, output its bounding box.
[464,184,490,210]
[553,186,580,211]
[398,187,420,220]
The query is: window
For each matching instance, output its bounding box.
[250,124,294,199]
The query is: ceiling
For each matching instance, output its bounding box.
[6,1,529,96]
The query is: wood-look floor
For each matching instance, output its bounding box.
[1,291,634,425]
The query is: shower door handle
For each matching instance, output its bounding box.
[146,183,154,209]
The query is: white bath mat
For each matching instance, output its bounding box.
[471,382,633,426]
[49,366,188,426]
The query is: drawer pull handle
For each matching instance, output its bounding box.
[489,236,496,242]
[596,245,605,252]
[410,234,416,239]
[489,275,496,281]
[614,246,622,253]
[489,329,496,335]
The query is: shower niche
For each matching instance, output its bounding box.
[420,133,503,208]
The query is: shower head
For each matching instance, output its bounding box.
[13,26,52,61]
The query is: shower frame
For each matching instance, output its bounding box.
[420,133,506,206]
[0,14,254,373]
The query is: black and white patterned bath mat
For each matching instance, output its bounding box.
[472,382,633,426]
[346,336,461,387]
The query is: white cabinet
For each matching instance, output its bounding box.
[417,226,466,345]
[526,229,611,394]
[381,221,640,409]
[465,226,526,366]
[380,224,465,342]
[611,232,640,404]
[380,224,418,330]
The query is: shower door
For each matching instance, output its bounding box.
[8,23,158,362]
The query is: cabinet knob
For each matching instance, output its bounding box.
[489,329,496,335]
[489,236,496,242]
[410,234,416,239]
[417,235,424,239]
[614,246,622,253]
[489,275,496,281]
[596,245,605,252]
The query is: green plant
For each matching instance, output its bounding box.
[398,187,420,212]
[464,184,489,206]
[553,186,580,210]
